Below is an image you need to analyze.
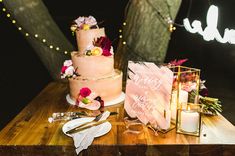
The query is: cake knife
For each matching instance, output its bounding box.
[66,119,108,135]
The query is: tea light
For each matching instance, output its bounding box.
[181,110,199,132]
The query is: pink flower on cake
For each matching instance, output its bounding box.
[63,60,73,66]
[78,100,101,111]
[72,16,97,31]
[80,87,92,97]
[76,87,104,110]
[85,16,97,26]
[74,16,85,28]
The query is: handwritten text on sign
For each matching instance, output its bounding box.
[124,61,173,130]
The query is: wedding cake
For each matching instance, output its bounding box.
[61,16,123,108]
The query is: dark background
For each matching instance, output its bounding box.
[1,0,235,130]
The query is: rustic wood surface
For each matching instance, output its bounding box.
[0,82,235,156]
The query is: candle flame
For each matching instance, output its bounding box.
[187,105,191,111]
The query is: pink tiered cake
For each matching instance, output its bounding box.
[61,16,123,106]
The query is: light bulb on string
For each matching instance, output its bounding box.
[0,2,71,55]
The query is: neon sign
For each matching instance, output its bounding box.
[183,5,235,44]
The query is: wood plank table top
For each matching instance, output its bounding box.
[0,82,235,156]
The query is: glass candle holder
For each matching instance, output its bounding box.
[176,103,202,136]
[169,66,200,123]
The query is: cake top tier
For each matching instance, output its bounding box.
[71,16,113,56]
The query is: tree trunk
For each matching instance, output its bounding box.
[115,0,181,74]
[3,0,74,80]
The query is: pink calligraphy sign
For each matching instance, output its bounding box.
[124,61,173,130]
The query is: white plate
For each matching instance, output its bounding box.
[62,117,112,137]
[66,92,125,106]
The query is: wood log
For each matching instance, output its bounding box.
[115,0,182,77]
[3,0,74,80]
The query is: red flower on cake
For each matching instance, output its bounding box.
[80,87,92,97]
[93,36,112,56]
[102,49,112,56]
[61,66,68,73]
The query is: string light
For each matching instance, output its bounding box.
[0,0,70,55]
[1,0,128,53]
[119,21,127,45]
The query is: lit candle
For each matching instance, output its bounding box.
[171,90,188,120]
[180,109,199,133]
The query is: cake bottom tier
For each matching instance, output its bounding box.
[69,70,123,104]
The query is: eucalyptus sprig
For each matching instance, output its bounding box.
[188,90,222,115]
[199,96,222,115]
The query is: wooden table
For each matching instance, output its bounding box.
[0,82,235,156]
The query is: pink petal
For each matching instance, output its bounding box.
[79,100,101,110]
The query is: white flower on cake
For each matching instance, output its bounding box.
[84,16,97,26]
[74,16,85,27]
[63,60,73,66]
[61,60,78,79]
[110,46,114,55]
[65,66,75,76]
